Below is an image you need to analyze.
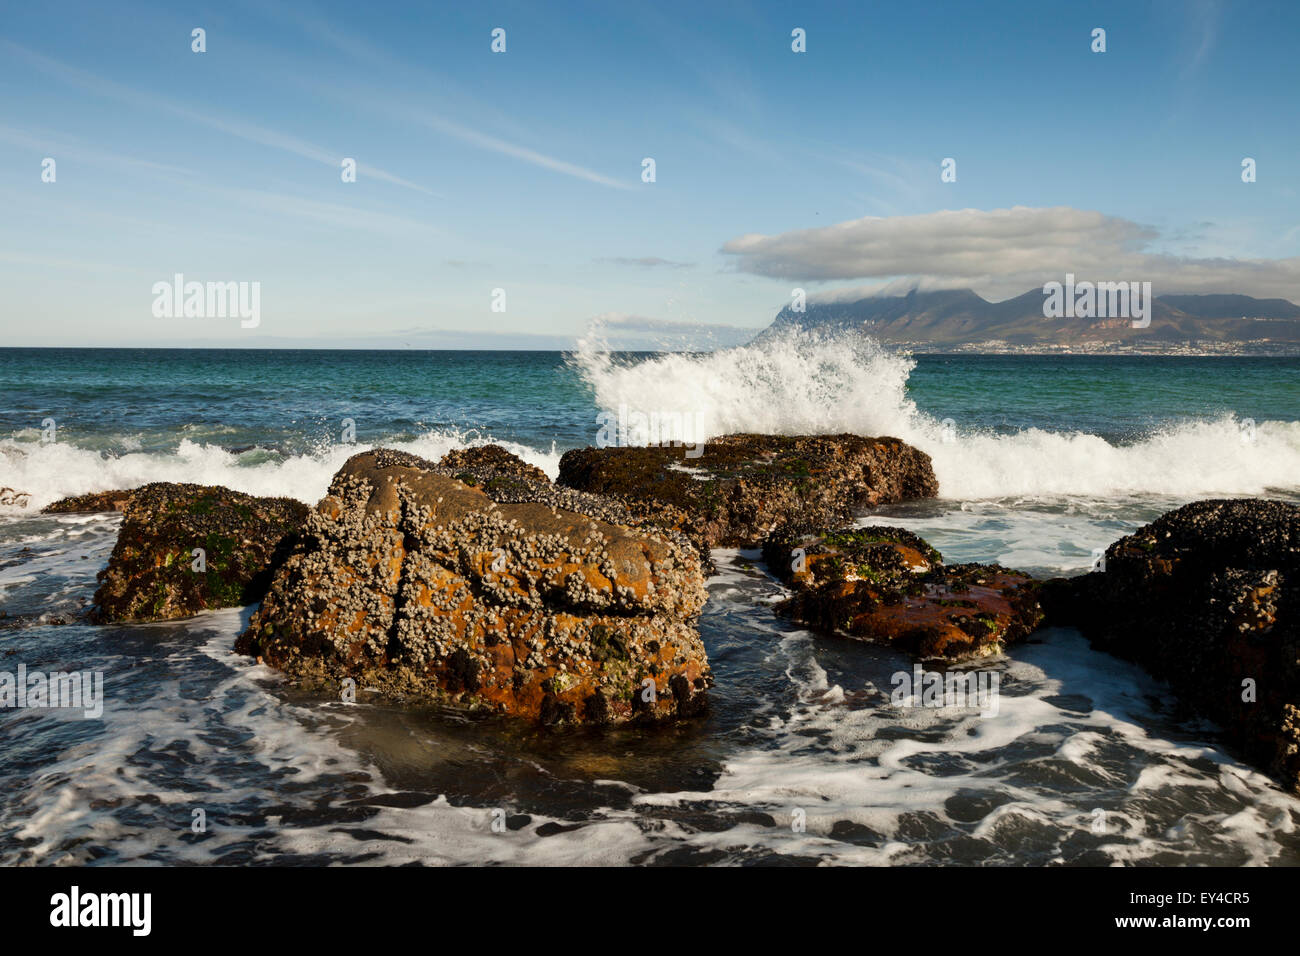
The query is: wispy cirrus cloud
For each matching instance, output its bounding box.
[219,187,446,235]
[388,107,634,190]
[282,73,634,190]
[0,124,197,177]
[1181,0,1221,77]
[251,5,634,191]
[1,40,438,197]
[596,256,692,269]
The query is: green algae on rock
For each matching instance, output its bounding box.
[237,449,710,725]
[91,483,308,623]
[764,526,1044,661]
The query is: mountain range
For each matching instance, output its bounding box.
[759,288,1300,351]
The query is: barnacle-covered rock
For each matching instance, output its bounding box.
[43,489,134,513]
[238,449,710,724]
[438,444,550,486]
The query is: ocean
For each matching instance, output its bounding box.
[2,335,1299,865]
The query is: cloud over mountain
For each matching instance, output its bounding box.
[721,206,1300,300]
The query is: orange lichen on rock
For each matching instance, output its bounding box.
[764,526,1044,661]
[237,448,710,724]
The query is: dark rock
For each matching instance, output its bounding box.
[0,488,31,508]
[237,449,710,725]
[91,483,309,623]
[765,526,1044,661]
[1042,498,1300,794]
[43,489,134,513]
[438,445,549,486]
[0,610,86,630]
[557,433,938,550]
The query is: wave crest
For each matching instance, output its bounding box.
[0,431,560,512]
[572,328,1300,500]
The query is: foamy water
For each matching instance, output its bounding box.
[3,332,1297,511]
[3,523,1297,866]
[572,330,1300,500]
[2,339,1299,865]
[0,431,562,513]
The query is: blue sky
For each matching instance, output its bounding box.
[1,0,1297,348]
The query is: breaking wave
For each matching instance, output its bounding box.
[0,430,561,513]
[572,328,1300,500]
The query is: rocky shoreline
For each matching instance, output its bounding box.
[35,436,1300,794]
[1042,499,1300,795]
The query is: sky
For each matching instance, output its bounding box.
[1,0,1298,348]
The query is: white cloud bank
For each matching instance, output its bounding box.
[721,206,1300,300]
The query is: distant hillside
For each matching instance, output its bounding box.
[758,288,1300,350]
[1155,294,1300,319]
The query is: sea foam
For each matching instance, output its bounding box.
[571,329,1300,500]
[3,332,1298,512]
[0,430,561,512]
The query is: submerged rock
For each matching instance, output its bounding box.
[43,489,134,513]
[92,483,308,623]
[237,449,710,724]
[764,527,1044,661]
[557,433,938,550]
[1042,498,1300,794]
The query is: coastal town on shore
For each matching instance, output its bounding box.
[899,338,1300,356]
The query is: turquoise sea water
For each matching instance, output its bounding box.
[2,347,1297,458]
[1,338,1298,865]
